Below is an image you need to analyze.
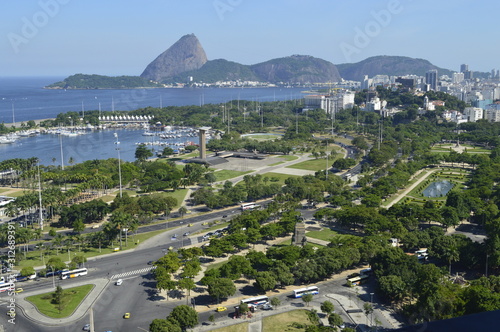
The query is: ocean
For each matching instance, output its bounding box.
[0,77,307,164]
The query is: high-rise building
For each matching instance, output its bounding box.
[425,69,438,91]
[452,72,464,83]
[460,64,469,73]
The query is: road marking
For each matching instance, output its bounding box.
[111,266,156,280]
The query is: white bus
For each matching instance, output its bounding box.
[241,295,269,307]
[241,202,260,211]
[293,286,319,298]
[0,283,14,293]
[60,268,88,280]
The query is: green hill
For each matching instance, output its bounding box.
[336,56,454,81]
[169,59,259,83]
[45,74,162,89]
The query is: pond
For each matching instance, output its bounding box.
[422,180,454,198]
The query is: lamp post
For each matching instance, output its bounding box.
[114,133,123,198]
[370,292,374,327]
[123,228,129,247]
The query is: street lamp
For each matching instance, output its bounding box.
[114,133,123,198]
[123,228,129,247]
[370,292,374,327]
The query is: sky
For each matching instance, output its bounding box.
[1,0,499,77]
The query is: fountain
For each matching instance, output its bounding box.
[422,180,454,198]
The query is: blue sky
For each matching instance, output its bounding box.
[1,0,499,77]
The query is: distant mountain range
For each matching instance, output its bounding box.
[336,56,454,81]
[47,34,485,89]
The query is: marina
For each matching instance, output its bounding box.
[0,126,206,165]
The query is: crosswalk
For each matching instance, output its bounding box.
[111,266,156,280]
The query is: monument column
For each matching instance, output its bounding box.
[198,127,211,161]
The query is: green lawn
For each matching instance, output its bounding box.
[17,228,168,269]
[263,172,300,185]
[244,134,282,141]
[206,259,229,271]
[26,284,93,318]
[214,170,252,182]
[278,155,299,161]
[286,156,339,172]
[306,229,337,242]
[210,322,249,332]
[159,189,188,208]
[262,309,311,332]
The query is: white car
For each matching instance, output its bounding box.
[115,279,123,286]
[262,303,273,310]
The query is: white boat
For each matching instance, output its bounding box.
[0,137,16,144]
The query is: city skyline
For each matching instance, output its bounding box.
[1,0,499,77]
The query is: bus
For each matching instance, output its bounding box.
[0,283,14,293]
[241,295,269,307]
[346,274,369,286]
[60,268,88,280]
[293,286,319,298]
[241,202,260,211]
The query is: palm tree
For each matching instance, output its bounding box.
[178,206,188,218]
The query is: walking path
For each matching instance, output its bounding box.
[384,168,434,208]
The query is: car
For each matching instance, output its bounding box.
[6,311,15,317]
[188,223,193,227]
[168,246,174,251]
[216,306,227,312]
[115,279,123,286]
[183,232,189,236]
[202,222,209,226]
[147,260,154,265]
[222,215,227,218]
[82,324,90,331]
[14,288,23,293]
[262,304,273,310]
[124,312,130,319]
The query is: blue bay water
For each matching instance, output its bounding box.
[0,77,307,164]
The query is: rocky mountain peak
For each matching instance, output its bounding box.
[140,34,208,82]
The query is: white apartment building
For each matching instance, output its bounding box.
[303,90,355,115]
[463,107,483,122]
[485,104,500,122]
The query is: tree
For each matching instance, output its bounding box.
[207,278,236,303]
[73,219,85,234]
[320,300,335,316]
[52,285,64,313]
[239,302,249,315]
[270,297,281,308]
[328,313,343,328]
[135,144,153,162]
[302,293,314,307]
[20,266,35,277]
[162,146,174,157]
[178,206,188,218]
[254,271,277,292]
[150,319,182,332]
[167,305,198,330]
[208,314,215,325]
[178,277,196,302]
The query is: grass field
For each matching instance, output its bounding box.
[214,170,252,182]
[244,134,283,141]
[286,157,338,172]
[306,229,337,242]
[262,309,311,332]
[26,284,93,318]
[277,155,299,161]
[210,322,249,332]
[17,228,168,269]
[263,172,300,185]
